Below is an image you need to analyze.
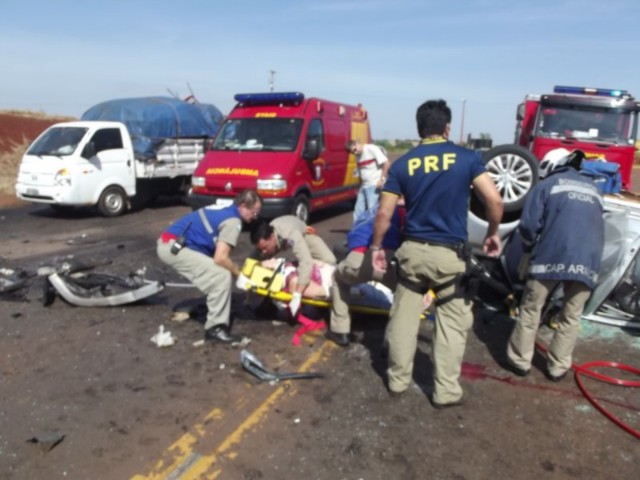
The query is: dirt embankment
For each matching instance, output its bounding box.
[0,110,75,208]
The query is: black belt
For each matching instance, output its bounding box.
[403,236,460,251]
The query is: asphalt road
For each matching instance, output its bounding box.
[0,198,638,480]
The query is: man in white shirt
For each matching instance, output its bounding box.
[347,140,390,223]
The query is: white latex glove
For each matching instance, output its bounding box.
[236,273,256,290]
[289,292,302,316]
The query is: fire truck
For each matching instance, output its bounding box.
[480,86,640,218]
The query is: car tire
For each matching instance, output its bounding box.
[292,194,310,223]
[479,144,539,213]
[97,186,127,217]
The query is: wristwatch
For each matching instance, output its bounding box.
[370,245,382,251]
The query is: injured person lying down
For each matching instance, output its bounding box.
[237,257,419,312]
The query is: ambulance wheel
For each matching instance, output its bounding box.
[480,144,539,213]
[292,195,310,223]
[97,186,127,217]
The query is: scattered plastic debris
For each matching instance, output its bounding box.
[231,337,252,348]
[26,432,65,453]
[66,233,100,245]
[0,267,30,293]
[240,349,324,382]
[150,325,175,347]
[45,272,163,307]
[170,311,190,322]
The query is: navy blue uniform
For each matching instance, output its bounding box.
[507,166,604,378]
[166,204,241,257]
[159,203,243,332]
[520,167,604,289]
[347,207,403,251]
[384,138,485,245]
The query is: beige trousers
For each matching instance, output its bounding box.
[386,241,471,404]
[330,249,397,334]
[507,279,591,377]
[157,240,232,330]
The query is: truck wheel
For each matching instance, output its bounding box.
[292,195,310,223]
[480,144,539,213]
[97,186,127,217]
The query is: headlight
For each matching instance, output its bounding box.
[192,176,206,187]
[53,168,71,186]
[257,178,287,194]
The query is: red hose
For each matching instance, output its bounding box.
[536,342,640,439]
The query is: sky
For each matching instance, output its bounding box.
[1,0,640,144]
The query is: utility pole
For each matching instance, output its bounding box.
[268,70,277,92]
[459,99,466,145]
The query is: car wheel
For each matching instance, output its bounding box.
[292,194,310,223]
[97,186,127,217]
[481,144,539,213]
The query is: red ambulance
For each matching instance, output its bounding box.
[188,92,371,222]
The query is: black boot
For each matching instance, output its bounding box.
[204,325,241,343]
[325,330,350,347]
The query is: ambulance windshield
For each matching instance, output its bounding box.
[212,118,303,152]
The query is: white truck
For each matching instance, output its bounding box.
[15,97,223,216]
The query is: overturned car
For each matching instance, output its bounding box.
[468,145,640,330]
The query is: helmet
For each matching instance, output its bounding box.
[539,148,570,179]
[539,148,585,179]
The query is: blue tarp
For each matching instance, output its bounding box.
[80,97,224,158]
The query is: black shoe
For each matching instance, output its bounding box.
[505,361,530,377]
[545,370,568,382]
[431,391,467,410]
[325,330,350,347]
[204,326,241,344]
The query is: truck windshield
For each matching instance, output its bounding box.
[211,118,302,152]
[535,106,637,145]
[27,127,88,156]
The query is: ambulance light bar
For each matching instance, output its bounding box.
[234,92,304,105]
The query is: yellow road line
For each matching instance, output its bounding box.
[131,340,335,479]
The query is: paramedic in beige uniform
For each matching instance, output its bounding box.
[250,215,336,316]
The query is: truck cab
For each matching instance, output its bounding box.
[516,86,640,190]
[188,92,371,223]
[16,121,136,216]
[16,97,222,217]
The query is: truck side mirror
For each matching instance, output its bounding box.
[82,142,96,159]
[302,139,320,160]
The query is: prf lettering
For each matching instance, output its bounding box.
[407,153,456,176]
